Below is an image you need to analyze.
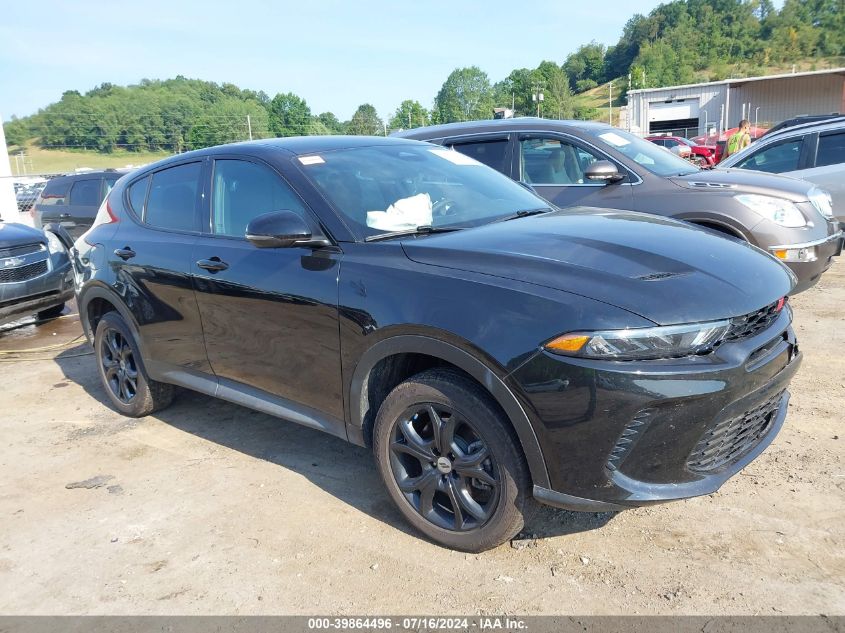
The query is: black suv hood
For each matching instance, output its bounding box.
[670,169,812,201]
[401,208,794,325]
[0,222,46,249]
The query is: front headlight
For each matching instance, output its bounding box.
[545,320,731,360]
[735,194,806,228]
[44,230,65,255]
[808,187,833,219]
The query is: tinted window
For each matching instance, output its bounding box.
[69,179,101,206]
[450,139,509,173]
[735,138,802,173]
[104,176,119,193]
[521,137,602,185]
[212,160,306,237]
[127,176,149,216]
[145,163,201,232]
[39,178,69,206]
[815,132,845,168]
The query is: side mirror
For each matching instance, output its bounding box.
[584,160,624,184]
[245,211,329,249]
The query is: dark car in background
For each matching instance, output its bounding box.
[31,170,123,239]
[0,221,73,324]
[718,116,845,227]
[397,118,842,292]
[73,136,801,551]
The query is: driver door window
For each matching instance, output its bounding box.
[212,159,307,237]
[735,138,802,174]
[520,138,601,185]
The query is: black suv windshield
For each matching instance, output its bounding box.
[588,128,699,177]
[297,144,547,238]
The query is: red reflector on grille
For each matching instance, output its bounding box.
[775,297,785,312]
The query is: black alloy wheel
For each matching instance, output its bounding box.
[389,403,500,531]
[93,311,174,417]
[373,369,534,551]
[100,328,138,403]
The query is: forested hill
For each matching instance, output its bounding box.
[4,0,844,154]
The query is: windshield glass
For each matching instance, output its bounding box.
[296,144,548,238]
[589,128,699,177]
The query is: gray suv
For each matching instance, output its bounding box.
[718,116,845,228]
[396,119,842,293]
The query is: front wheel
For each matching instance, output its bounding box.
[373,369,534,551]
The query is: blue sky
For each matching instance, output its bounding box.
[0,0,669,122]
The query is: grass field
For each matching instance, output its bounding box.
[9,143,173,176]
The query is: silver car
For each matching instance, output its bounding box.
[718,116,845,228]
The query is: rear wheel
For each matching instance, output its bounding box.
[373,369,534,551]
[94,311,174,417]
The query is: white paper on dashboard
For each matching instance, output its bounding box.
[598,132,630,147]
[366,193,433,231]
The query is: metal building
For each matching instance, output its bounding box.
[625,67,845,138]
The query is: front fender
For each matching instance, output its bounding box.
[348,333,551,489]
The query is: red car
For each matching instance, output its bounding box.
[690,126,769,164]
[646,135,716,167]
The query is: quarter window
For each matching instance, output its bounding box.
[815,132,845,168]
[127,176,149,216]
[212,159,307,237]
[69,179,100,206]
[520,137,602,185]
[450,139,509,173]
[145,162,201,232]
[735,138,802,173]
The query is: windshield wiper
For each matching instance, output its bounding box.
[364,225,462,242]
[491,207,555,223]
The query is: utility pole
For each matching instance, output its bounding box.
[246,115,253,141]
[531,83,544,118]
[408,111,412,128]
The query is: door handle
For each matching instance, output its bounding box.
[113,247,136,260]
[196,257,229,272]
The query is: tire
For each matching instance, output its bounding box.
[94,311,174,417]
[36,302,65,320]
[373,368,535,551]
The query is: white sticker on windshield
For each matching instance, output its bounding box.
[298,155,325,165]
[429,148,482,166]
[598,132,631,147]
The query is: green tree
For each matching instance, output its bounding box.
[347,104,384,135]
[268,92,312,137]
[388,100,430,131]
[316,111,345,134]
[434,66,495,122]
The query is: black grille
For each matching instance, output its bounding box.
[687,390,784,473]
[0,260,48,283]
[0,242,44,259]
[724,299,785,342]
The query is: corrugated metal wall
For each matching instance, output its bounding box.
[626,71,845,137]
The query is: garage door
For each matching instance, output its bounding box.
[648,99,700,122]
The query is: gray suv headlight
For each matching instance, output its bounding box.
[735,194,807,228]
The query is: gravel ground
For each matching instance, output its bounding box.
[0,260,842,615]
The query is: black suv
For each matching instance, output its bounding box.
[73,137,800,551]
[32,171,123,239]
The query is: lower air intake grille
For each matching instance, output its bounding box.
[687,391,784,473]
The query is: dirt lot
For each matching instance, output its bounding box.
[0,261,842,616]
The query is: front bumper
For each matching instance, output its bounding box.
[0,257,74,323]
[771,230,842,293]
[510,307,801,510]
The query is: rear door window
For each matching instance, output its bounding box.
[144,162,202,232]
[449,138,510,173]
[735,138,802,173]
[815,131,845,168]
[69,179,101,206]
